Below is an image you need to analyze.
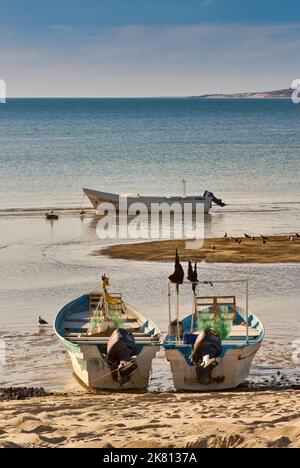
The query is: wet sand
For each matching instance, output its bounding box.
[100,236,300,263]
[0,389,299,448]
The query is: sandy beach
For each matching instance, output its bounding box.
[100,235,300,263]
[0,389,299,448]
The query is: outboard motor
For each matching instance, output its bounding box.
[192,329,222,384]
[107,329,137,385]
[204,191,226,208]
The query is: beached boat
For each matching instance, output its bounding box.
[164,277,264,391]
[54,276,161,390]
[83,184,225,214]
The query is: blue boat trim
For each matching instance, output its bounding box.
[163,306,264,366]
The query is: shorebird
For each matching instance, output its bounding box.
[39,316,48,326]
[244,233,251,239]
[229,236,241,244]
[45,208,59,220]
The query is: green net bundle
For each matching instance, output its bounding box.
[198,311,232,340]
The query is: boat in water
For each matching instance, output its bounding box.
[83,182,225,214]
[164,261,264,391]
[54,275,161,390]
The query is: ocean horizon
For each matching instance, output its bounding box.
[0,98,299,210]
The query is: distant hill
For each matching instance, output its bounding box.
[193,89,292,99]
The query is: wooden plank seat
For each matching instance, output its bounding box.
[196,295,237,321]
[63,320,141,329]
[229,325,260,338]
[89,291,125,315]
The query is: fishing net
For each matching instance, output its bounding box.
[197,308,232,340]
[88,300,124,336]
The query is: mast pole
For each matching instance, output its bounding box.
[190,283,197,333]
[168,282,171,331]
[246,279,249,344]
[176,284,180,340]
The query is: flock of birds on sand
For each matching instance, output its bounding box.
[223,232,300,244]
[209,232,300,251]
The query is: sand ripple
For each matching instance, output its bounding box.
[0,390,299,448]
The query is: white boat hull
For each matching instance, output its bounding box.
[68,343,159,390]
[54,293,162,391]
[83,188,214,214]
[165,342,261,391]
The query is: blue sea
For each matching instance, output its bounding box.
[0,98,299,391]
[0,98,299,209]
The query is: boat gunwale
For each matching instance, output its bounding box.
[54,294,163,347]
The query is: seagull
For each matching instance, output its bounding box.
[244,233,251,239]
[230,236,241,244]
[39,316,48,325]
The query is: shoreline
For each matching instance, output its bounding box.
[99,235,300,263]
[0,389,299,448]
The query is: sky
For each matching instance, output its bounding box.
[0,0,300,97]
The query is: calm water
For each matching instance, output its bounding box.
[0,98,299,209]
[0,99,299,391]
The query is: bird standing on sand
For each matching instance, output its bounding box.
[244,233,251,239]
[39,316,48,325]
[230,236,241,244]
